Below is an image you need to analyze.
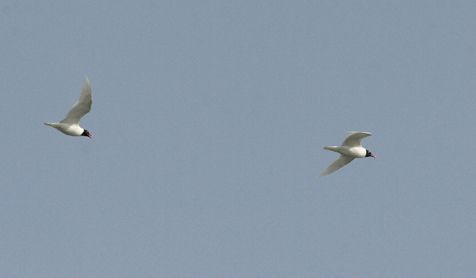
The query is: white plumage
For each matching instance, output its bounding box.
[321,131,375,176]
[44,78,93,138]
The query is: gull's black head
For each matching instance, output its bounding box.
[365,149,375,158]
[81,129,92,138]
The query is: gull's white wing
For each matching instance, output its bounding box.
[341,131,371,147]
[61,78,92,124]
[320,155,354,176]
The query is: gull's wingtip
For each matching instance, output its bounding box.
[320,169,332,176]
[320,166,333,176]
[82,77,92,91]
[347,131,372,135]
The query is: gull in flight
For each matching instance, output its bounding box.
[321,131,375,176]
[44,78,92,138]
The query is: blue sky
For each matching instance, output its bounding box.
[1,1,476,277]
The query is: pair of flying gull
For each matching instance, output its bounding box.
[45,78,375,176]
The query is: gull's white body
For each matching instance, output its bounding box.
[321,131,373,176]
[323,145,367,158]
[44,78,92,137]
[44,122,85,136]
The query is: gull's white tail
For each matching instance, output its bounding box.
[324,146,340,153]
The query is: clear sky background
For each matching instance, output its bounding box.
[1,1,476,277]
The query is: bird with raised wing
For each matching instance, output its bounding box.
[44,78,92,138]
[321,131,375,176]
